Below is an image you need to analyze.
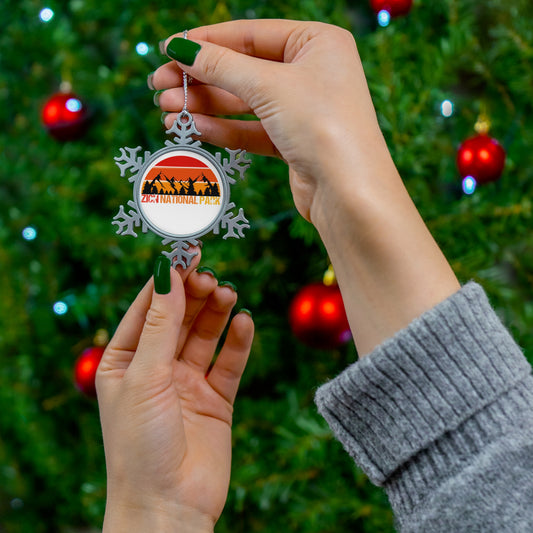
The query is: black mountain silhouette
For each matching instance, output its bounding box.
[142,172,220,197]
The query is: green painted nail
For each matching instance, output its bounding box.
[160,112,169,125]
[239,308,252,317]
[166,37,201,66]
[219,281,237,292]
[153,90,164,107]
[197,266,217,278]
[147,71,155,90]
[154,256,171,294]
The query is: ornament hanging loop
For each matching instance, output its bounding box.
[177,110,193,125]
[474,103,491,135]
[474,112,491,135]
[323,264,337,286]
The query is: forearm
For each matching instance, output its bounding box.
[310,132,460,356]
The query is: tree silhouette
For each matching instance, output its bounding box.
[142,180,153,194]
[186,177,198,195]
[202,175,211,195]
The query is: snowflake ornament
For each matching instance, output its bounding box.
[112,111,251,267]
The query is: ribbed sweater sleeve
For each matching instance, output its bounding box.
[315,282,533,532]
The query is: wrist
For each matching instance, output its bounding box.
[308,139,459,356]
[103,499,215,533]
[309,149,402,237]
[308,117,399,228]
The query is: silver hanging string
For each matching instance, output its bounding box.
[182,29,189,113]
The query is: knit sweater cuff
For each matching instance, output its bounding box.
[314,282,531,486]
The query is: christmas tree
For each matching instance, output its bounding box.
[1,0,532,531]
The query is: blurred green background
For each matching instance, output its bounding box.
[1,0,532,531]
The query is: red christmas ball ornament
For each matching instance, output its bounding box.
[289,282,352,349]
[42,91,89,141]
[456,134,506,185]
[74,346,105,397]
[370,0,413,18]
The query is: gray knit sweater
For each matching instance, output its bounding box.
[315,282,533,532]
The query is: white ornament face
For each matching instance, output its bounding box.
[112,111,251,267]
[137,149,227,239]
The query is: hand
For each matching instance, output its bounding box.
[151,19,390,223]
[150,19,459,356]
[96,254,254,532]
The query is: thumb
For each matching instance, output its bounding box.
[129,256,185,375]
[164,36,274,108]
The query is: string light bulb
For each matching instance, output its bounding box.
[136,42,149,55]
[441,99,454,117]
[22,226,37,241]
[39,8,54,22]
[53,301,68,315]
[377,10,391,26]
[462,176,477,195]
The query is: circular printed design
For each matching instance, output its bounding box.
[138,150,225,238]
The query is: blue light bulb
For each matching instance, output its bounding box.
[378,10,391,27]
[53,301,69,315]
[462,176,477,195]
[39,8,54,22]
[22,226,37,241]
[136,42,149,56]
[66,98,82,112]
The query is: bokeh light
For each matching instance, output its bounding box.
[441,99,454,117]
[65,98,82,112]
[22,226,37,241]
[377,10,391,27]
[53,301,69,315]
[462,176,477,195]
[136,42,149,55]
[39,8,54,22]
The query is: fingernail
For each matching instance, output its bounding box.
[239,308,252,318]
[160,112,169,125]
[166,37,201,66]
[153,90,164,107]
[158,39,167,55]
[219,281,237,292]
[147,71,155,90]
[197,266,217,278]
[154,255,171,294]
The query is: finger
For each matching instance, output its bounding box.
[174,267,219,357]
[162,113,279,157]
[207,311,254,405]
[158,85,252,116]
[129,265,186,374]
[150,60,188,90]
[162,33,281,107]
[179,19,314,61]
[150,17,303,90]
[102,250,197,368]
[97,278,154,374]
[179,284,238,374]
[161,21,332,101]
